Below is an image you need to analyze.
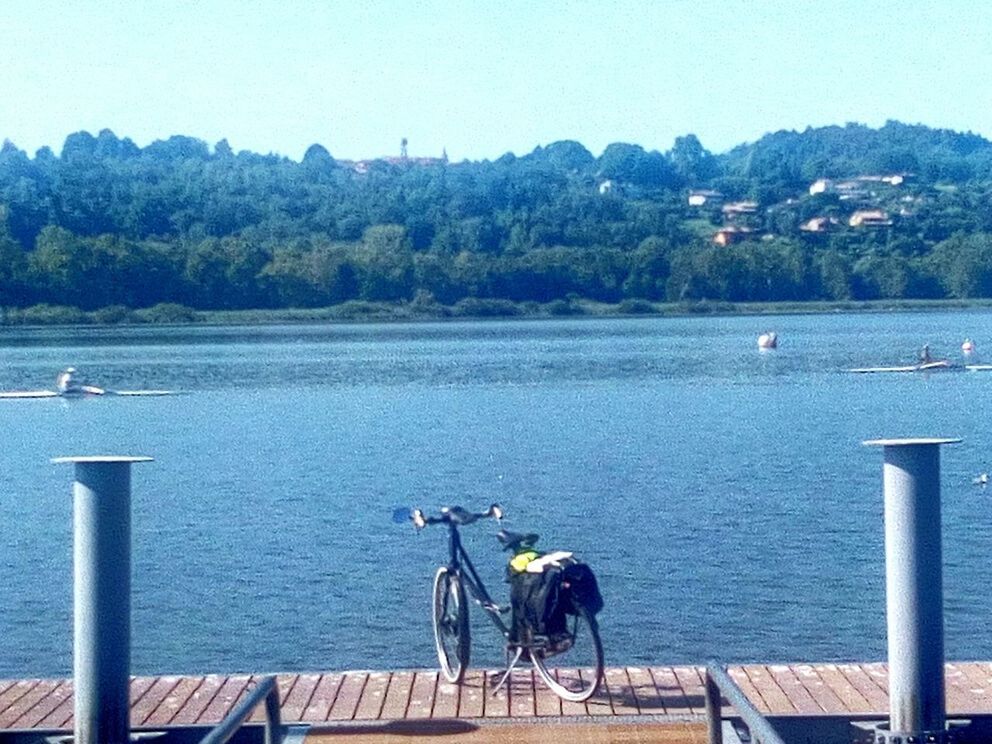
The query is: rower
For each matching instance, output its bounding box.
[56,367,81,394]
[919,344,932,365]
[55,367,105,396]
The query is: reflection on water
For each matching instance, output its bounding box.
[1,312,991,677]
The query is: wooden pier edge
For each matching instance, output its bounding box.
[1,662,992,731]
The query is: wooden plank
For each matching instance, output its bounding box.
[789,664,848,714]
[379,671,414,720]
[650,666,690,715]
[811,664,872,714]
[456,670,486,718]
[740,665,796,714]
[836,663,889,712]
[353,672,391,720]
[199,675,251,725]
[279,674,319,722]
[533,669,562,717]
[865,662,890,694]
[604,668,638,715]
[300,673,344,722]
[955,661,992,708]
[35,681,74,729]
[944,663,989,713]
[484,670,510,718]
[585,668,613,717]
[508,669,535,718]
[169,674,228,726]
[405,672,437,720]
[430,677,458,719]
[143,676,205,727]
[131,676,181,726]
[0,679,59,728]
[327,672,368,721]
[767,665,824,714]
[671,666,706,716]
[17,680,73,729]
[128,676,159,709]
[616,667,652,715]
[0,680,30,720]
[557,669,587,717]
[727,666,769,714]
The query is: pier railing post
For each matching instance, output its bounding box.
[864,438,958,742]
[53,456,152,744]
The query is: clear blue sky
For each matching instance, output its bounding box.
[3,0,991,162]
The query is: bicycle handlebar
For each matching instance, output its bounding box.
[411,503,503,530]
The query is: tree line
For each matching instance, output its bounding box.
[2,121,992,317]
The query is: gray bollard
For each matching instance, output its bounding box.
[53,456,152,744]
[863,438,959,742]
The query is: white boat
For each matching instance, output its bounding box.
[757,332,778,349]
[0,389,176,399]
[848,360,954,373]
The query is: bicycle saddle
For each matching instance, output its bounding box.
[497,529,540,552]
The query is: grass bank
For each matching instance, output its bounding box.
[2,297,992,327]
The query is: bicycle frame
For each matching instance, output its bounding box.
[443,522,510,637]
[417,504,604,702]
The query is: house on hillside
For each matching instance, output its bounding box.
[849,209,893,227]
[809,179,832,196]
[688,189,723,207]
[810,174,906,196]
[721,201,758,218]
[713,226,757,246]
[800,216,838,233]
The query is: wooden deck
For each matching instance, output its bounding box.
[2,662,992,731]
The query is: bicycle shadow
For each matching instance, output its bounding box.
[307,719,479,738]
[607,685,707,711]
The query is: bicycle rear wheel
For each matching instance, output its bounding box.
[531,608,603,702]
[432,566,470,683]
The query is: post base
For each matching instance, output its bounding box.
[871,721,964,744]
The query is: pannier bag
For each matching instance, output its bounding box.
[507,550,603,644]
[561,560,604,616]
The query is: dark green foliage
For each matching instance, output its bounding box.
[3,122,992,318]
[136,302,198,323]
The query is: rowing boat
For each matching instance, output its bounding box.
[0,389,176,399]
[848,360,953,373]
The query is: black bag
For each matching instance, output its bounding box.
[561,560,604,616]
[509,567,568,643]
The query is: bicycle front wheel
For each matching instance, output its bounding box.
[531,608,604,702]
[432,566,470,683]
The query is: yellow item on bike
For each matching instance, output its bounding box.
[509,550,540,573]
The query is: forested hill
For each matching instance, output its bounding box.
[3,120,992,320]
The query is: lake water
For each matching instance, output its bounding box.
[2,311,992,678]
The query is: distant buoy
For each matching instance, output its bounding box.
[963,339,976,353]
[757,332,778,350]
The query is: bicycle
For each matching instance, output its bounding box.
[407,503,604,702]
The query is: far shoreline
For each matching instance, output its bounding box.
[2,297,992,328]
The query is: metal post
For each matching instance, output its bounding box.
[864,438,958,742]
[53,456,152,744]
[705,669,723,744]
